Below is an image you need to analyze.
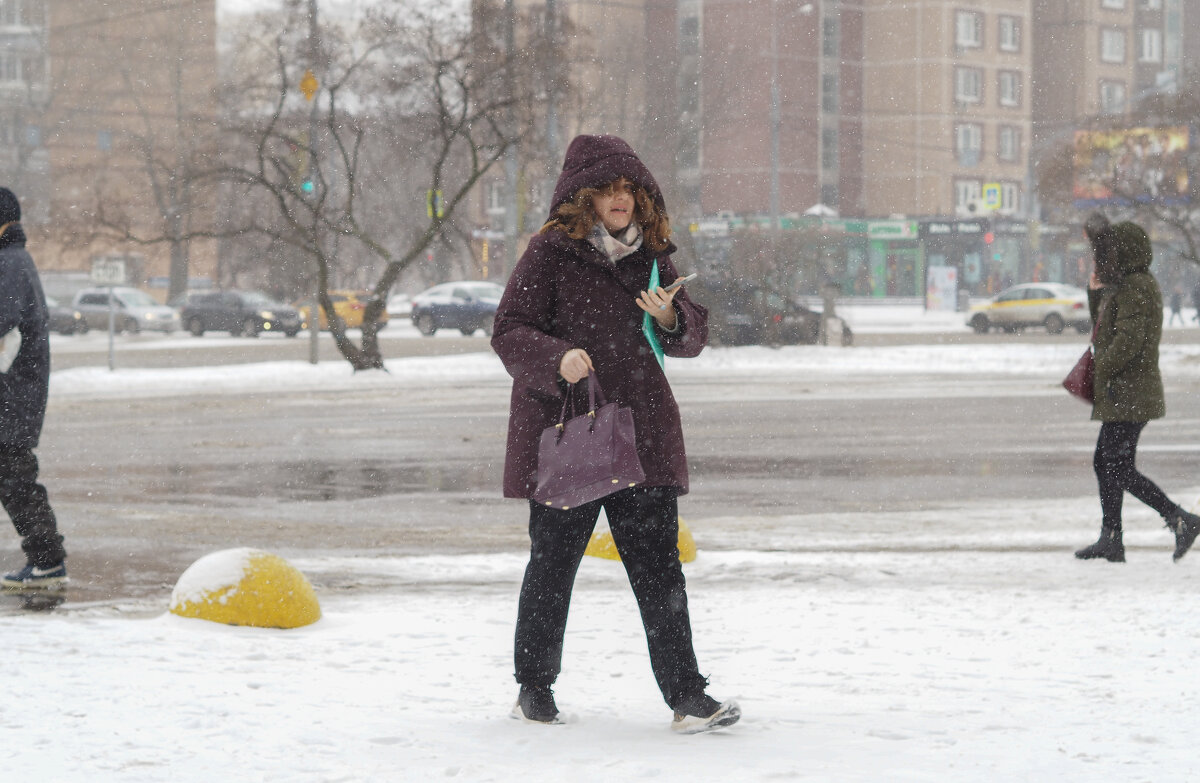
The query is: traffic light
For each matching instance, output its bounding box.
[301,179,315,195]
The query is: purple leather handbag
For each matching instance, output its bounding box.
[533,374,646,510]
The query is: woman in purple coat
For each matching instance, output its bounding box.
[492,135,739,734]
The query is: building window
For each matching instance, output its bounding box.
[821,127,838,170]
[997,126,1021,162]
[820,183,839,208]
[1100,28,1126,63]
[23,0,44,26]
[822,16,838,58]
[1141,0,1162,8]
[97,131,113,152]
[954,67,983,103]
[822,73,838,112]
[1099,80,1127,114]
[1001,183,1020,214]
[955,123,983,167]
[24,124,39,147]
[998,16,1021,52]
[1101,0,1125,8]
[485,180,505,215]
[1140,28,1162,62]
[679,127,700,168]
[998,71,1021,107]
[680,16,699,56]
[0,0,45,26]
[955,180,982,211]
[680,78,699,113]
[955,11,983,48]
[0,52,42,85]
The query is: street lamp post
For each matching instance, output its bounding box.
[768,0,780,233]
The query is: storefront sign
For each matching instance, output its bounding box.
[867,220,918,239]
[920,220,988,238]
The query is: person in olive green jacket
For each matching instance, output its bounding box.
[1075,215,1200,563]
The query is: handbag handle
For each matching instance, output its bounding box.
[556,373,609,430]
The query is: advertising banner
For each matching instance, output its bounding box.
[926,266,958,312]
[1073,126,1190,207]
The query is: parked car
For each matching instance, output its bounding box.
[45,296,88,335]
[410,281,504,336]
[180,290,303,337]
[386,294,413,319]
[293,290,389,331]
[967,283,1090,335]
[72,287,181,333]
[689,278,848,346]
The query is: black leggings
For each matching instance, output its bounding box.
[513,486,706,710]
[1094,422,1178,531]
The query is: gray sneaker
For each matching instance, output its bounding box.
[510,685,564,725]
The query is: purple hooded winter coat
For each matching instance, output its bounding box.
[491,135,709,499]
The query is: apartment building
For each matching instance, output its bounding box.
[676,0,864,220]
[1031,0,1193,153]
[861,1,1032,219]
[4,0,218,288]
[0,0,50,224]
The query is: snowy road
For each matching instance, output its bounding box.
[5,338,1200,780]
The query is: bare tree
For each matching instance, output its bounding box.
[34,2,221,293]
[217,1,530,370]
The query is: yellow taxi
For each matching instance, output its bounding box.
[294,290,389,331]
[967,283,1090,335]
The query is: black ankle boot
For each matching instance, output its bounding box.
[1167,509,1200,562]
[1075,527,1125,562]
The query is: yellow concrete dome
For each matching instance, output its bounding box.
[169,548,321,629]
[585,518,697,563]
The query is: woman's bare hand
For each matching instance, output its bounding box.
[636,286,679,331]
[558,348,594,384]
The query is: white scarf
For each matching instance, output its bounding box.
[588,222,643,263]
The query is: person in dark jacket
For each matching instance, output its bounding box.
[491,135,739,733]
[1074,213,1200,563]
[0,187,67,588]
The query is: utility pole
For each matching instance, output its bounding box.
[545,0,558,169]
[306,0,321,365]
[503,0,518,278]
[768,0,780,234]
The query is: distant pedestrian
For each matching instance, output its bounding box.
[1074,213,1200,563]
[492,135,739,733]
[1168,285,1184,326]
[0,187,67,588]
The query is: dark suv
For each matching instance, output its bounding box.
[690,279,848,346]
[180,290,303,337]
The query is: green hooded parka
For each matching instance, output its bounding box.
[1088,221,1165,423]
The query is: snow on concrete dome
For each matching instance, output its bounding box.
[170,548,321,629]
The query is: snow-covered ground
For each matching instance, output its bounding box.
[9,308,1200,781]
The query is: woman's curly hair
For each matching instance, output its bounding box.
[539,179,671,251]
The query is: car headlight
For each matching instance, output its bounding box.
[259,310,275,319]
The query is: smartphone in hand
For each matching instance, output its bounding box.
[661,273,698,293]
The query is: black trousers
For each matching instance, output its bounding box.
[1094,421,1178,531]
[0,446,65,567]
[514,486,706,710]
